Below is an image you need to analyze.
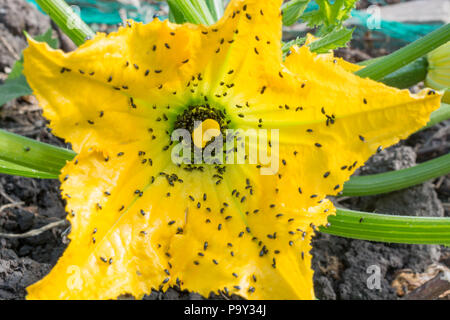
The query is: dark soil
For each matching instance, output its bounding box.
[312,144,450,300]
[0,0,51,70]
[0,0,449,300]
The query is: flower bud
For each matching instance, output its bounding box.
[426,42,450,103]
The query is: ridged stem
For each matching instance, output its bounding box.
[355,24,450,81]
[342,153,450,197]
[321,208,450,246]
[35,0,94,46]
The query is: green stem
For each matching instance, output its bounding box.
[189,0,216,25]
[205,0,224,21]
[0,129,75,178]
[167,0,188,24]
[355,23,450,81]
[342,153,450,197]
[321,208,450,246]
[0,158,58,179]
[35,0,94,46]
[167,0,209,25]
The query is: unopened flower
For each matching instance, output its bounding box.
[426,41,449,103]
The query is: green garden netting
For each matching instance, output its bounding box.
[27,0,443,43]
[350,10,441,43]
[27,0,167,24]
[303,1,442,43]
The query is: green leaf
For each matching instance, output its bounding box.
[339,0,359,22]
[282,27,353,55]
[8,60,25,81]
[282,0,310,26]
[301,0,358,32]
[308,27,354,53]
[0,75,32,107]
[300,10,325,29]
[282,36,307,55]
[1,27,59,106]
[321,208,450,246]
[33,28,59,49]
[8,28,58,82]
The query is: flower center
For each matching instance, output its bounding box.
[193,119,221,148]
[171,104,230,168]
[173,104,229,147]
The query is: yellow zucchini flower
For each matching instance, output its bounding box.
[23,0,441,300]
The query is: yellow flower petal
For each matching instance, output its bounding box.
[228,45,441,208]
[23,0,441,300]
[27,149,333,299]
[303,33,361,72]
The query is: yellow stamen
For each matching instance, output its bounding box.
[193,119,221,148]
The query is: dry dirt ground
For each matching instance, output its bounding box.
[0,0,449,300]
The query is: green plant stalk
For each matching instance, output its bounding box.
[168,7,176,23]
[357,56,382,66]
[342,153,450,197]
[167,0,208,25]
[355,23,450,81]
[321,208,450,246]
[168,1,187,24]
[205,0,224,21]
[0,158,58,179]
[0,129,75,177]
[35,0,94,46]
[189,0,216,25]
